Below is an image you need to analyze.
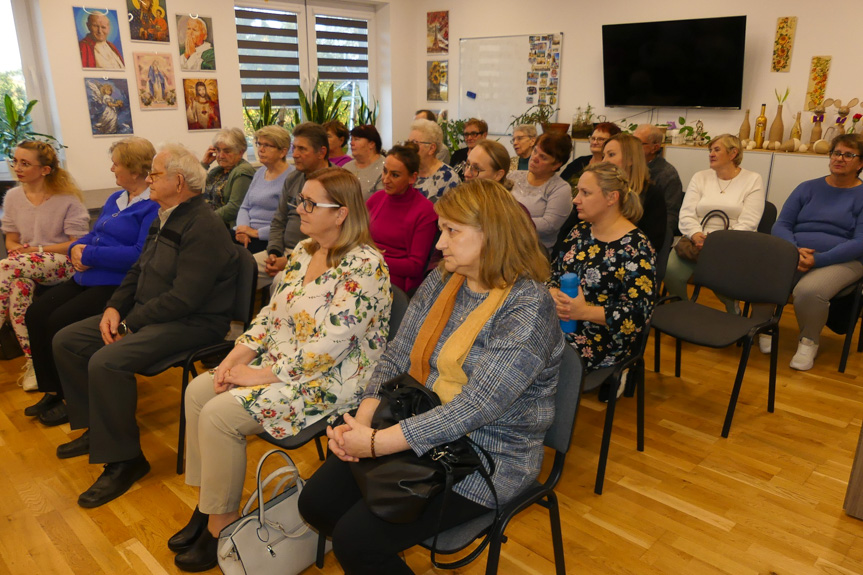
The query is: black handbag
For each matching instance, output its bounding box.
[350,372,497,568]
[674,209,730,262]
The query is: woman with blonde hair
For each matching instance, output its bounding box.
[550,162,656,380]
[1,140,90,387]
[170,168,392,572]
[408,118,459,200]
[464,139,513,190]
[299,179,564,575]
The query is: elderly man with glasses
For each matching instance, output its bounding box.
[449,118,488,180]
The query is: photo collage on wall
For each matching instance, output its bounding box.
[526,34,561,106]
[426,11,448,103]
[73,4,219,136]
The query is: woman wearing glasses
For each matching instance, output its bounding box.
[765,134,863,370]
[367,144,437,293]
[510,124,537,172]
[199,128,256,229]
[170,168,391,572]
[409,118,459,201]
[449,118,488,179]
[234,125,293,253]
[560,122,622,184]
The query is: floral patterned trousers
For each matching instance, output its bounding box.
[0,252,75,357]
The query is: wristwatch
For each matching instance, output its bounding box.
[117,321,131,336]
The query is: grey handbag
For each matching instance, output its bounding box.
[217,449,329,575]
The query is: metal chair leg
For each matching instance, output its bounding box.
[636,361,645,452]
[547,492,566,575]
[594,378,619,495]
[653,329,661,372]
[768,331,778,412]
[316,533,326,568]
[722,339,753,438]
[674,338,682,378]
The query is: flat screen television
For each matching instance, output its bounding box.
[602,15,746,109]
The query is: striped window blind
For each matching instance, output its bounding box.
[314,15,369,82]
[235,6,300,108]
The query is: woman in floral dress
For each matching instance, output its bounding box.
[169,168,392,572]
[549,162,656,376]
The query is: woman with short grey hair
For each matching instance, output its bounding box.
[200,127,255,228]
[408,118,459,200]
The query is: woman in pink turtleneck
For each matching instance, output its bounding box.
[366,143,438,292]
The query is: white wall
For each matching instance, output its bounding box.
[398,0,860,143]
[30,0,243,197]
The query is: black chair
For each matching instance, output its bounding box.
[417,344,584,575]
[584,315,651,495]
[825,277,863,373]
[256,285,411,462]
[757,200,778,234]
[138,244,257,474]
[652,230,798,437]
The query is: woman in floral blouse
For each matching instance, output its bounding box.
[169,168,392,572]
[549,162,656,377]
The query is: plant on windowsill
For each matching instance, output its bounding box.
[355,93,378,126]
[287,80,346,127]
[507,103,566,135]
[243,90,285,133]
[0,94,63,160]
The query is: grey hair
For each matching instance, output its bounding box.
[635,124,664,145]
[255,125,292,151]
[160,143,207,193]
[212,128,248,154]
[513,124,538,139]
[410,118,444,154]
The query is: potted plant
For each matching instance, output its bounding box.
[571,104,595,138]
[440,118,466,155]
[354,93,378,126]
[243,90,285,132]
[508,103,566,134]
[0,95,63,191]
[287,80,346,127]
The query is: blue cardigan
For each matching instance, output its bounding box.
[69,189,159,286]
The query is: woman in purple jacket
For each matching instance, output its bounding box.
[23,137,159,425]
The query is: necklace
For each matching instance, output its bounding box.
[717,174,735,193]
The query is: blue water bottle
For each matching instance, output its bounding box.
[559,272,579,333]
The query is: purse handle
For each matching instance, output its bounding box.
[242,449,304,524]
[700,209,730,230]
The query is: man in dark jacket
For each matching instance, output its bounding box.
[53,143,238,508]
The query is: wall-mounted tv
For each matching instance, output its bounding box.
[602,15,746,109]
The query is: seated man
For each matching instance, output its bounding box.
[53,143,238,508]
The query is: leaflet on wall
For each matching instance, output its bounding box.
[183,79,221,130]
[133,53,177,110]
[84,78,134,135]
[526,33,562,106]
[177,15,216,71]
[73,7,126,70]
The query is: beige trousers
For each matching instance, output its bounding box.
[184,371,264,514]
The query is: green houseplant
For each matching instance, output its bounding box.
[354,93,378,126]
[243,90,285,133]
[507,103,565,134]
[0,95,63,160]
[287,80,346,127]
[440,118,466,155]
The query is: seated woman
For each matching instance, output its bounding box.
[23,137,159,425]
[234,125,293,253]
[170,168,391,572]
[507,131,573,250]
[367,144,437,293]
[1,140,90,387]
[765,134,863,370]
[199,128,256,229]
[324,120,352,167]
[560,122,622,183]
[298,179,564,575]
[409,118,459,201]
[344,124,385,200]
[509,124,537,172]
[550,162,656,381]
[664,134,764,313]
[464,139,512,187]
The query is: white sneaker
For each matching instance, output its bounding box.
[789,338,818,371]
[17,359,37,391]
[758,334,772,355]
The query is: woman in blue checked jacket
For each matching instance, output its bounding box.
[299,179,564,575]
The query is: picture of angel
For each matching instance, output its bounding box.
[73,7,125,70]
[426,11,448,54]
[85,78,134,135]
[183,79,221,130]
[127,0,169,43]
[133,53,176,109]
[177,15,216,71]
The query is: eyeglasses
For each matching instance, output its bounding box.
[147,170,165,181]
[463,131,483,138]
[9,159,37,168]
[589,136,609,144]
[464,163,484,176]
[297,193,341,213]
[831,150,862,160]
[511,135,530,143]
[255,141,278,150]
[404,139,433,147]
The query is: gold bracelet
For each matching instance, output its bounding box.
[370,429,378,459]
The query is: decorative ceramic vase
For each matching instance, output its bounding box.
[768,104,784,145]
[738,109,751,140]
[790,112,803,140]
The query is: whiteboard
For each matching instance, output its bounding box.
[459,34,562,135]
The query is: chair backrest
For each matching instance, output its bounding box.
[693,230,798,305]
[544,345,584,454]
[233,245,258,329]
[757,201,778,234]
[388,285,410,342]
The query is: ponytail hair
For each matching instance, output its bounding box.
[16,140,83,201]
[582,161,643,223]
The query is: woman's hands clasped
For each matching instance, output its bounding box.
[327,413,373,463]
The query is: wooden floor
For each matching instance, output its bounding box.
[4,293,863,574]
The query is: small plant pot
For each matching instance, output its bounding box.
[542,122,571,135]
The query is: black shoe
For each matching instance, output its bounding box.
[174,529,218,572]
[57,430,90,459]
[38,403,69,426]
[77,453,150,508]
[168,506,209,552]
[24,394,62,417]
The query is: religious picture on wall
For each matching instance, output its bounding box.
[73,7,125,70]
[177,15,216,71]
[183,78,221,130]
[84,78,134,135]
[133,53,176,109]
[127,0,169,43]
[426,11,448,54]
[427,60,447,102]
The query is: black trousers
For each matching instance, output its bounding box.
[298,454,489,575]
[25,281,117,397]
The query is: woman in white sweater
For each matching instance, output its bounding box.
[664,134,765,312]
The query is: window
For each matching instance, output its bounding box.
[0,0,27,112]
[314,15,369,127]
